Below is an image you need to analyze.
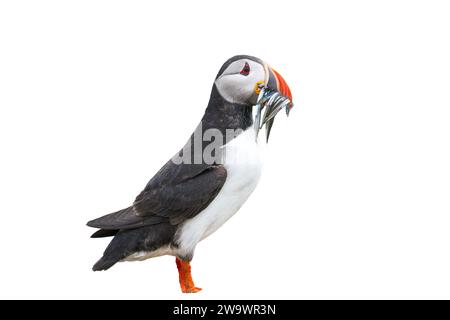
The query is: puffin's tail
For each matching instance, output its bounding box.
[92,235,125,271]
[90,226,149,271]
[90,229,119,238]
[91,229,136,271]
[90,223,178,271]
[92,256,118,271]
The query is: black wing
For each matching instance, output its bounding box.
[133,164,227,224]
[87,162,227,229]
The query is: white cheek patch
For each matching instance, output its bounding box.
[215,60,265,104]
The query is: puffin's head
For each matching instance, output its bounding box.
[215,55,292,106]
[215,55,293,141]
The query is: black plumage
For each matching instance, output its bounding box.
[87,56,261,270]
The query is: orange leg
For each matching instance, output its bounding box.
[176,258,202,293]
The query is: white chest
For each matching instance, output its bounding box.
[175,128,264,256]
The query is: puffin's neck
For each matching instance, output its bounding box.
[201,85,253,134]
[175,85,254,168]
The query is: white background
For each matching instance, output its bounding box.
[0,0,449,299]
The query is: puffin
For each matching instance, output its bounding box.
[87,55,293,293]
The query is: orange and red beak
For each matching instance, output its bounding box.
[266,65,293,106]
[269,68,293,103]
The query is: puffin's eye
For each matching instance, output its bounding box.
[240,62,250,76]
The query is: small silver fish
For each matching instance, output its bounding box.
[254,87,293,141]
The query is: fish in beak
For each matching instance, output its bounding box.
[254,65,294,142]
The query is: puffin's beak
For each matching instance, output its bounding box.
[266,66,293,104]
[255,65,293,142]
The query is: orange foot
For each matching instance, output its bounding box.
[183,286,202,294]
[176,258,202,294]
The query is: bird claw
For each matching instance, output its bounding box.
[182,286,202,293]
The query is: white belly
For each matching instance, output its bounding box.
[175,127,264,258]
[124,127,264,262]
